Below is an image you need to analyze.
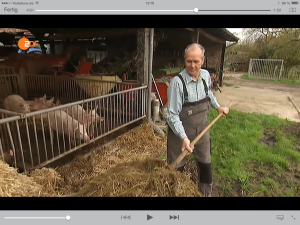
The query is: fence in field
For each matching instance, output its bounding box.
[248,59,284,79]
[248,59,300,80]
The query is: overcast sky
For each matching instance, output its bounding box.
[226,28,243,34]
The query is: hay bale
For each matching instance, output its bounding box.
[56,156,96,193]
[1,121,200,197]
[57,122,168,193]
[0,160,59,197]
[57,121,201,197]
[75,158,202,197]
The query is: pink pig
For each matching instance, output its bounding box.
[48,110,90,143]
[3,94,31,114]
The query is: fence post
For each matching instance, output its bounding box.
[279,60,284,79]
[247,59,252,78]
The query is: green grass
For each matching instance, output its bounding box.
[203,109,300,197]
[159,106,300,196]
[241,74,300,86]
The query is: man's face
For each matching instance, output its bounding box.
[184,48,204,78]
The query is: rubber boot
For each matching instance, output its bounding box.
[196,161,213,197]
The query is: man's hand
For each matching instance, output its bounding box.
[217,106,229,117]
[181,137,194,154]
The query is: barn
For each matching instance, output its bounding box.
[0,28,238,172]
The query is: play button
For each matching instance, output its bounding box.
[147,214,153,220]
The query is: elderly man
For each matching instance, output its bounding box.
[166,43,229,197]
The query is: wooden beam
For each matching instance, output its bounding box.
[47,29,137,39]
[184,28,196,32]
[219,43,226,87]
[197,28,225,44]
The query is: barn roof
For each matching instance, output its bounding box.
[10,28,239,42]
[202,28,239,42]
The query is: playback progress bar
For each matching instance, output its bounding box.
[35,9,271,12]
[4,215,71,220]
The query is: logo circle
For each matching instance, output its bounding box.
[18,37,30,51]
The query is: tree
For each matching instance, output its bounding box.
[226,28,300,76]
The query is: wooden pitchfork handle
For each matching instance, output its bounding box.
[170,102,233,168]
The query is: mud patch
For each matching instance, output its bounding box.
[248,162,300,197]
[281,124,300,138]
[281,123,300,151]
[260,129,277,147]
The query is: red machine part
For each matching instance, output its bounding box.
[120,73,177,106]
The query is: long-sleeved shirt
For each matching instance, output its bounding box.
[167,68,220,140]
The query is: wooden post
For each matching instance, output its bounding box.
[147,28,154,122]
[191,30,198,43]
[219,43,226,87]
[18,68,28,99]
[196,31,200,43]
[136,28,154,121]
[136,28,150,86]
[49,34,56,55]
[36,33,47,54]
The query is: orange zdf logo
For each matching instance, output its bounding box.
[18,36,39,51]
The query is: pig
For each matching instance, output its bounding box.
[3,94,31,114]
[48,110,90,144]
[1,149,14,166]
[66,105,104,137]
[26,99,54,112]
[86,105,104,125]
[26,101,46,112]
[63,104,89,127]
[62,104,103,130]
[35,95,103,125]
[85,105,105,137]
[2,149,31,173]
[34,95,59,108]
[35,96,104,136]
[34,94,47,102]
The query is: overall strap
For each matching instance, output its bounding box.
[177,74,189,102]
[177,74,209,101]
[201,78,209,96]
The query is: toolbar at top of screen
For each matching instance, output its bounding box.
[0,0,299,14]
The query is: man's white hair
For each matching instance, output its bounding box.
[184,43,205,58]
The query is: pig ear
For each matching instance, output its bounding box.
[48,97,54,103]
[9,149,14,156]
[94,105,99,110]
[42,94,46,99]
[56,100,61,105]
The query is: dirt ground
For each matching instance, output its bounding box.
[213,73,300,123]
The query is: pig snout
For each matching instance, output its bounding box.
[98,117,105,122]
[75,126,90,143]
[20,103,31,113]
[84,135,90,143]
[79,132,90,143]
